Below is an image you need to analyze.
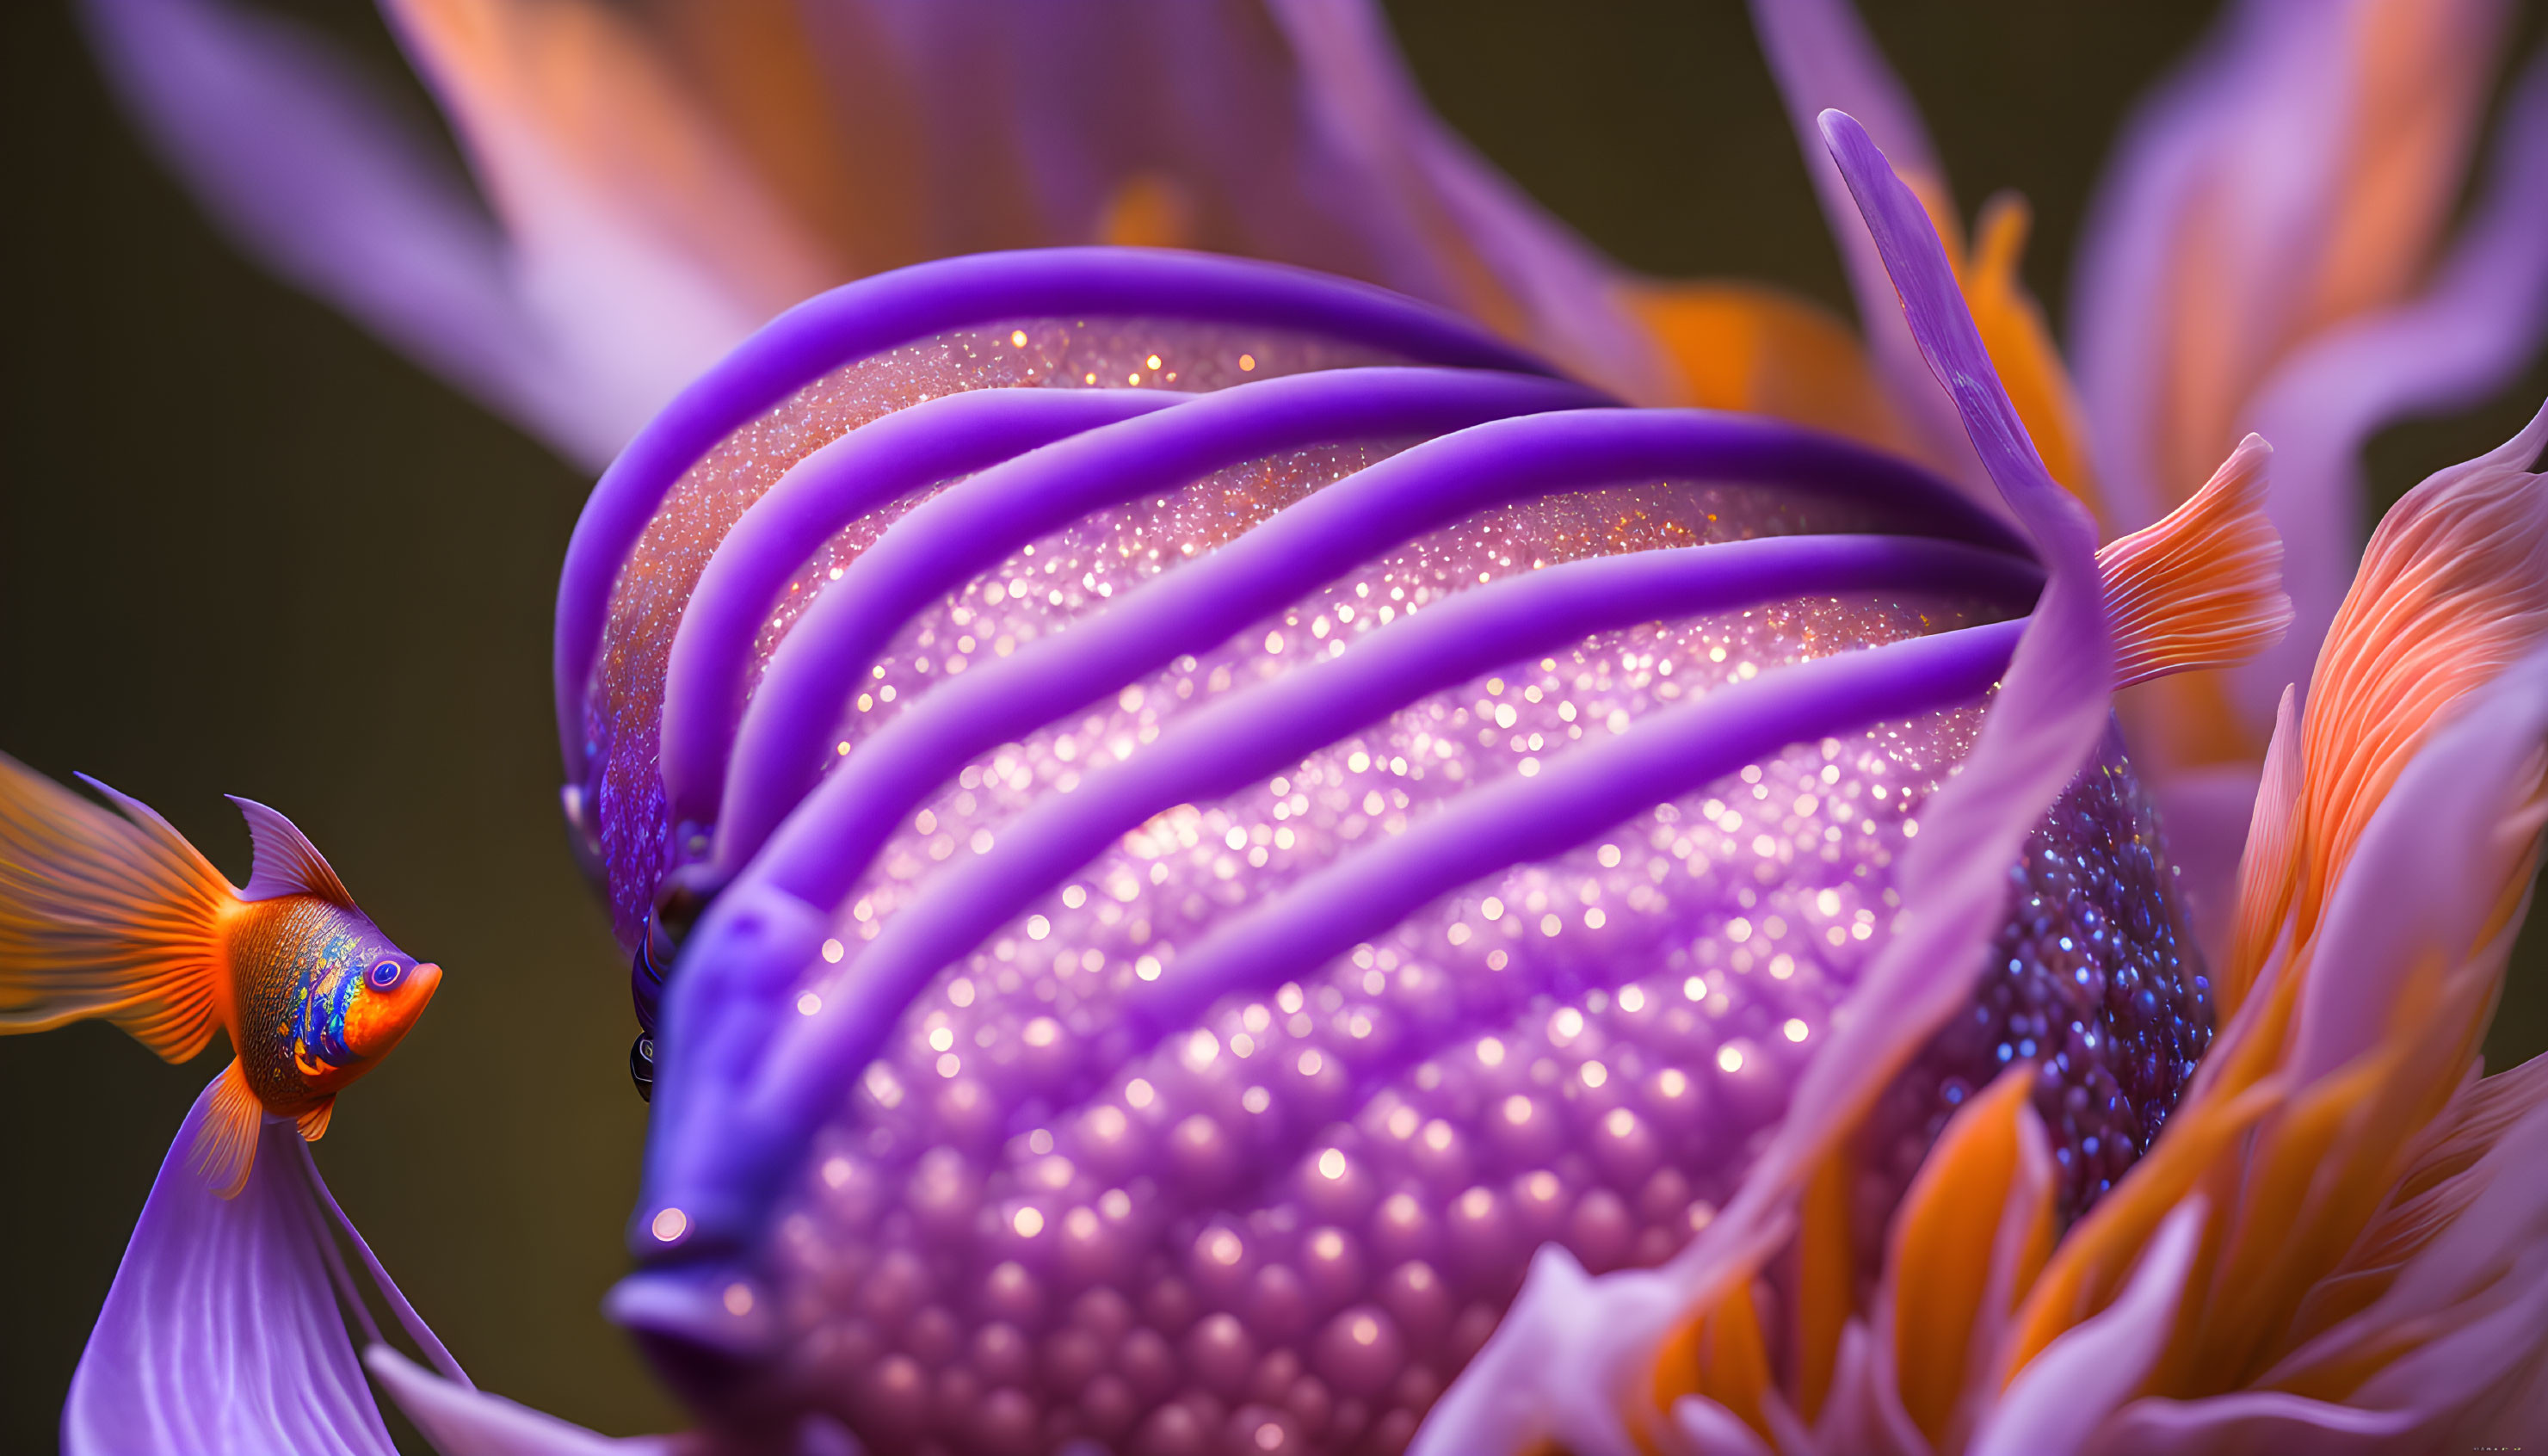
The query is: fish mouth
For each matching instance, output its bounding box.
[406,961,445,1010]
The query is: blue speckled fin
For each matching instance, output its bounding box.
[226,795,358,908]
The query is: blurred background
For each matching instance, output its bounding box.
[2,1,2543,1450]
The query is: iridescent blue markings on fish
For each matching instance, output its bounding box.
[295,927,360,1071]
[557,250,2279,1454]
[1,762,443,1194]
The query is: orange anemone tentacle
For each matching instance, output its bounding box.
[2095,433,2292,690]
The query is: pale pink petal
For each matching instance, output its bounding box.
[2087,1391,2416,1456]
[1408,1243,1708,1456]
[1968,1199,2208,1456]
[382,0,829,463]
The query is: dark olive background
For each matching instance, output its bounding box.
[3,2,2545,1450]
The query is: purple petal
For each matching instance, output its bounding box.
[1741,108,2108,1203]
[2230,50,2548,731]
[2070,0,2514,536]
[1409,1245,1700,1456]
[65,1073,397,1456]
[1744,0,1987,492]
[77,0,649,470]
[1672,1396,1779,1456]
[2147,762,2266,967]
[776,0,1674,404]
[2088,1391,2418,1455]
[365,1347,675,1456]
[1968,1199,2207,1456]
[2348,1100,2548,1421]
[2100,1097,2548,1452]
[1258,0,1681,404]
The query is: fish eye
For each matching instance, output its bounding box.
[367,959,407,990]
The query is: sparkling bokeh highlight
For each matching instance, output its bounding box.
[585,324,2210,1454]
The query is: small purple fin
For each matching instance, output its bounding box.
[226,794,357,907]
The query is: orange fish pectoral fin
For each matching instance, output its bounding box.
[189,1058,264,1199]
[0,753,234,1063]
[295,1097,335,1142]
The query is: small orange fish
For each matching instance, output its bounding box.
[0,752,440,1194]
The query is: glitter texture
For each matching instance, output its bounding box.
[580,316,2205,1454]
[588,319,1398,946]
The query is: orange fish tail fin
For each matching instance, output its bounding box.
[0,751,235,1062]
[191,1058,263,1197]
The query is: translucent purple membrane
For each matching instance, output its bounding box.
[563,250,2208,1454]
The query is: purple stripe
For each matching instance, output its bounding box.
[796,539,2034,1087]
[1135,618,2023,1026]
[660,388,1188,839]
[645,616,2022,1258]
[735,403,2027,906]
[555,248,1568,781]
[632,408,2026,1255]
[713,368,1610,873]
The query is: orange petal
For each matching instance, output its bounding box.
[1617,281,1914,457]
[1099,172,1201,250]
[2274,1050,2548,1370]
[2139,0,2508,520]
[1792,1144,1853,1425]
[648,0,927,277]
[2218,687,2303,1021]
[1885,1065,2051,1447]
[2293,401,2548,941]
[2299,0,2506,337]
[1652,1275,1776,1444]
[1999,402,2548,1397]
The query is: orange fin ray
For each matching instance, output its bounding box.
[2095,434,2292,690]
[189,1058,263,1198]
[295,1097,336,1142]
[0,752,234,1061]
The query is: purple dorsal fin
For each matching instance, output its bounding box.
[226,796,358,909]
